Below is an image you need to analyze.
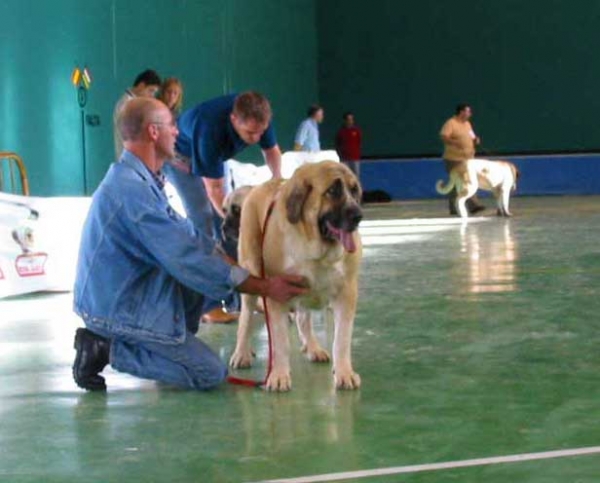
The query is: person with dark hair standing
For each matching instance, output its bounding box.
[294,104,324,152]
[72,97,307,392]
[335,112,362,179]
[113,69,162,158]
[165,91,283,323]
[439,104,485,215]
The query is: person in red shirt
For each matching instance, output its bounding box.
[335,112,362,179]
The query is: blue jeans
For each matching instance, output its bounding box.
[163,161,240,312]
[162,161,215,240]
[101,288,228,390]
[110,332,228,390]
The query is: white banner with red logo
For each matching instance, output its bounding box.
[0,192,91,299]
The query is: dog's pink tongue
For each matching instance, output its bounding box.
[328,222,356,253]
[339,230,356,253]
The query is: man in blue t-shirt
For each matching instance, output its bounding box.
[165,91,282,323]
[172,91,282,218]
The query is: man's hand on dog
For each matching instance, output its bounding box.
[238,274,309,304]
[266,275,310,303]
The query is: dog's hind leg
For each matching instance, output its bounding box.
[460,183,479,219]
[456,196,469,218]
[229,294,259,369]
[295,310,330,363]
[453,172,472,219]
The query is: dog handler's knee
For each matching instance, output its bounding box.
[191,358,228,390]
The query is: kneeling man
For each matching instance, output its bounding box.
[72,98,307,392]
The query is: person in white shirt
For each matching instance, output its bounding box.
[294,104,324,152]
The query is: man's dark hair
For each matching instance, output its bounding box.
[133,69,161,87]
[343,111,353,120]
[455,103,470,115]
[307,104,323,118]
[233,91,272,125]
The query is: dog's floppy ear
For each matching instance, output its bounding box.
[286,180,312,224]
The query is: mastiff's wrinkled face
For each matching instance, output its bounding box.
[285,161,362,252]
[222,185,254,243]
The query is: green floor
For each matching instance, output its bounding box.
[2,196,600,483]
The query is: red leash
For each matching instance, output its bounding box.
[226,199,276,388]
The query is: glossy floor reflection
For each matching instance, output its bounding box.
[2,196,600,482]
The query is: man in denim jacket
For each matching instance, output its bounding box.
[73,98,307,392]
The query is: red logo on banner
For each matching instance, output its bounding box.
[15,253,48,277]
[0,265,4,280]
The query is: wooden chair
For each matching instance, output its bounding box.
[0,151,30,196]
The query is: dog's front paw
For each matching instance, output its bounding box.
[334,367,361,390]
[301,343,331,363]
[229,347,255,369]
[265,368,292,392]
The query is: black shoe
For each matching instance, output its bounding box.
[469,205,486,215]
[73,328,110,391]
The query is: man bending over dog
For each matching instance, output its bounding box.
[165,91,283,323]
[439,104,486,215]
[72,98,307,392]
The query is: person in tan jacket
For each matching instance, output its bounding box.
[440,104,485,215]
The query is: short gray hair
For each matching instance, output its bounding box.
[118,97,162,141]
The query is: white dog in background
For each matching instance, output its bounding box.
[436,159,520,218]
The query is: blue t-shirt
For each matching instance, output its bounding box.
[175,94,277,179]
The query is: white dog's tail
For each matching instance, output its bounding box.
[435,177,455,195]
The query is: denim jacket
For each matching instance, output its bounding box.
[74,151,248,344]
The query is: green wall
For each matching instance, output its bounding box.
[0,0,318,196]
[6,0,598,196]
[317,0,600,157]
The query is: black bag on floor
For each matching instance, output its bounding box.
[362,190,392,203]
